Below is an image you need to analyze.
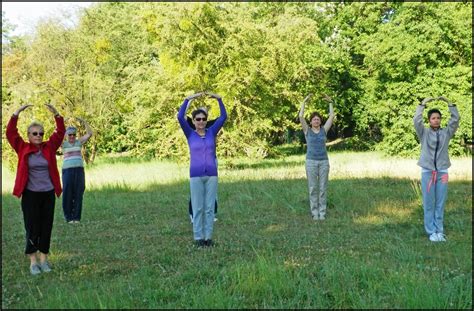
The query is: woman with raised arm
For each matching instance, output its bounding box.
[6,103,65,275]
[186,107,219,224]
[413,96,460,242]
[61,117,93,224]
[177,92,227,247]
[299,94,335,220]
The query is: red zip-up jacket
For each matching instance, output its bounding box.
[6,115,65,198]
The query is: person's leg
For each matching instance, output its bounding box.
[305,159,319,219]
[38,190,55,262]
[190,177,205,241]
[73,167,85,221]
[70,168,78,221]
[434,172,449,236]
[62,169,74,222]
[28,253,38,266]
[203,176,218,243]
[214,194,218,215]
[189,198,193,223]
[318,160,330,219]
[21,190,41,254]
[421,171,436,236]
[21,190,41,273]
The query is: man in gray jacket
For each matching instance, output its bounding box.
[413,96,460,242]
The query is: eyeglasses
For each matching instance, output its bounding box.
[68,133,76,136]
[194,117,207,122]
[30,132,44,137]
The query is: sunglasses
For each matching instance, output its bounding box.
[194,117,207,122]
[30,132,45,137]
[68,133,76,136]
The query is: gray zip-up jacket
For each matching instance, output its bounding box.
[413,105,460,170]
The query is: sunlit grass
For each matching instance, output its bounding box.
[2,151,471,194]
[354,202,416,225]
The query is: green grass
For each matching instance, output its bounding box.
[2,152,472,309]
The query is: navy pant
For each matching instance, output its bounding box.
[21,189,55,254]
[62,167,85,222]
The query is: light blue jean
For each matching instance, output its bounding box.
[190,176,218,240]
[421,170,448,236]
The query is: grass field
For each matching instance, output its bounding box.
[1,151,472,309]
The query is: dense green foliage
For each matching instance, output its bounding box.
[2,2,472,164]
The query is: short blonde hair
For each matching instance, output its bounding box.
[27,122,44,135]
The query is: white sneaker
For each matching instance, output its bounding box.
[437,233,446,242]
[429,233,440,242]
[214,217,218,222]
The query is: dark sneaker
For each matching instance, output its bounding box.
[204,239,213,247]
[39,261,52,273]
[30,264,41,275]
[194,239,205,247]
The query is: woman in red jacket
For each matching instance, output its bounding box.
[6,103,65,275]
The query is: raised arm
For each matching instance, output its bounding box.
[413,97,435,140]
[6,104,32,153]
[206,92,227,135]
[177,92,205,137]
[45,103,65,151]
[299,94,312,135]
[438,96,460,138]
[322,95,335,133]
[76,117,93,144]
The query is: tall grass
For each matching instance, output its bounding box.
[2,151,472,309]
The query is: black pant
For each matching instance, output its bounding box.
[21,189,55,254]
[62,167,85,222]
[189,198,217,218]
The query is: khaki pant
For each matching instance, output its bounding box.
[305,159,330,219]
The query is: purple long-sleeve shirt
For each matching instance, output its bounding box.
[178,98,227,177]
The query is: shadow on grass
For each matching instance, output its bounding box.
[2,177,472,309]
[3,177,471,263]
[221,158,306,170]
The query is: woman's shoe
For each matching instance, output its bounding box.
[30,264,41,275]
[39,261,52,273]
